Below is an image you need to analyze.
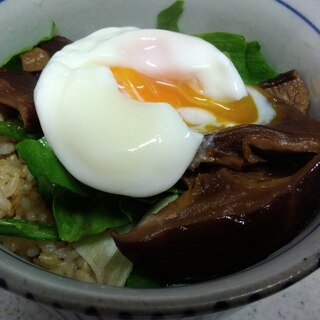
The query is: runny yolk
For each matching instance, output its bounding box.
[110,66,258,127]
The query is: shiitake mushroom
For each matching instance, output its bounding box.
[113,72,320,282]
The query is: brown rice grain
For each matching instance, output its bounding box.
[0,123,97,283]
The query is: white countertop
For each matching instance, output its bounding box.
[0,268,319,320]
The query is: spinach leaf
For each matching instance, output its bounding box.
[157,0,184,32]
[197,32,277,84]
[36,176,57,202]
[197,32,249,81]
[0,218,59,241]
[53,194,130,242]
[245,40,277,83]
[125,266,163,288]
[0,120,41,141]
[118,197,150,223]
[147,193,179,214]
[16,138,91,198]
[119,187,183,223]
[1,22,56,70]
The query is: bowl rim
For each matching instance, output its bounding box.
[0,0,320,318]
[0,216,319,318]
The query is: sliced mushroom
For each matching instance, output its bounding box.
[189,101,320,171]
[112,72,320,282]
[190,68,318,172]
[0,68,39,130]
[20,47,51,72]
[260,70,310,114]
[38,36,72,57]
[20,36,72,72]
[0,36,72,130]
[113,129,320,282]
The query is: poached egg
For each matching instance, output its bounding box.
[34,27,275,197]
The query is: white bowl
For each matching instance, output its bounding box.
[0,0,320,319]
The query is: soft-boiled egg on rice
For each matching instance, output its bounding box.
[34,27,276,197]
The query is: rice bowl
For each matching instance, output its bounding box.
[0,0,320,319]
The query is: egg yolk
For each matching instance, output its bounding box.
[111,66,258,128]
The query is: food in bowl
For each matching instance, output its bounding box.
[0,0,320,287]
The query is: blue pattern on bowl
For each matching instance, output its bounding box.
[276,0,320,34]
[0,1,319,319]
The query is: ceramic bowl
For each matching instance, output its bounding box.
[0,0,320,319]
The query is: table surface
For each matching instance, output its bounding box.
[0,268,320,320]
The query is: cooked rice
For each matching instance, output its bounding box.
[0,120,97,283]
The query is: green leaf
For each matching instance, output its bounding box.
[118,197,150,223]
[1,22,56,70]
[126,266,163,288]
[119,189,182,224]
[166,184,186,194]
[1,55,23,71]
[0,218,59,241]
[147,193,179,214]
[0,120,42,141]
[197,32,277,84]
[197,32,249,81]
[39,22,57,44]
[36,176,57,202]
[157,0,184,32]
[53,194,130,242]
[245,41,277,83]
[16,138,91,198]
